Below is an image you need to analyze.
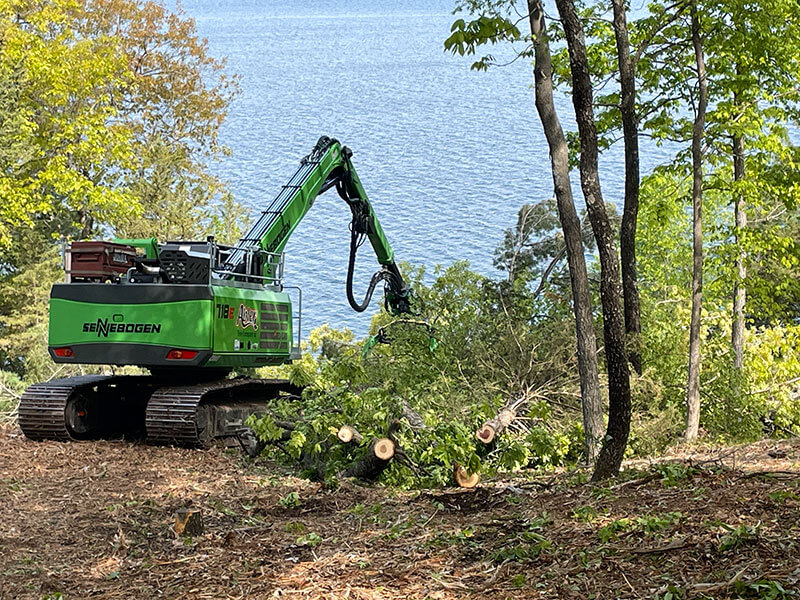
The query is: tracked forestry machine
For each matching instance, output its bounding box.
[18,137,412,449]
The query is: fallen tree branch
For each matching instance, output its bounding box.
[688,562,758,598]
[476,395,527,444]
[737,470,800,481]
[612,473,660,490]
[747,376,800,396]
[337,425,364,444]
[624,536,692,554]
[239,418,298,457]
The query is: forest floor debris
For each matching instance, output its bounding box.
[0,426,798,599]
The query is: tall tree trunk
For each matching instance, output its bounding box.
[731,132,746,371]
[554,0,632,481]
[610,0,642,376]
[527,0,604,462]
[685,2,708,442]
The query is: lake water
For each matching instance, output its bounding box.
[182,0,678,337]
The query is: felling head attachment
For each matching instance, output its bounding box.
[361,318,438,359]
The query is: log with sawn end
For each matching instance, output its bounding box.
[337,425,364,444]
[341,437,395,480]
[453,463,480,488]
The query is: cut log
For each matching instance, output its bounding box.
[341,437,396,480]
[337,425,364,444]
[373,437,395,460]
[453,463,480,488]
[476,407,517,444]
[174,508,203,537]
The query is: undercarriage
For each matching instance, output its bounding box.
[18,375,302,449]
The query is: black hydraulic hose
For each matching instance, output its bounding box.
[346,225,387,312]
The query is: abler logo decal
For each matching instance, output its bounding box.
[235,304,259,331]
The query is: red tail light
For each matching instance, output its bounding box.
[166,349,199,360]
[53,347,74,357]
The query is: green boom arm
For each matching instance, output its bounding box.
[225,136,411,315]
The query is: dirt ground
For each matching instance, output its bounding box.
[1,425,798,600]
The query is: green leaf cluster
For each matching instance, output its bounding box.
[249,261,587,487]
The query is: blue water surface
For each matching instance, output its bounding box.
[182,0,678,337]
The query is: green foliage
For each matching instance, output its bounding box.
[246,414,285,443]
[655,463,698,487]
[296,532,322,547]
[572,505,599,523]
[637,166,800,443]
[428,526,477,548]
[0,0,136,248]
[636,511,683,533]
[655,586,685,600]
[597,517,631,543]
[489,514,553,562]
[0,249,68,380]
[732,579,797,599]
[249,260,588,487]
[769,489,799,504]
[597,511,682,542]
[718,523,759,553]
[0,364,25,414]
[490,514,553,562]
[277,492,302,509]
[491,532,551,563]
[0,0,240,252]
[284,521,306,534]
[444,9,523,71]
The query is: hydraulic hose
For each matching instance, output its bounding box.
[338,163,408,314]
[346,225,388,312]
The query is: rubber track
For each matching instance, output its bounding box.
[145,379,292,446]
[18,375,116,441]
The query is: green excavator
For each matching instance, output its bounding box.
[18,136,412,449]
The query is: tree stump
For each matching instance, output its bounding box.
[174,508,203,537]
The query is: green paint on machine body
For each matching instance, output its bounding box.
[48,283,293,369]
[44,137,411,374]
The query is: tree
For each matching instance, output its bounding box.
[619,0,707,441]
[553,0,631,479]
[699,0,800,372]
[632,0,800,436]
[610,0,642,375]
[0,0,242,379]
[447,0,605,462]
[0,0,238,265]
[529,0,605,459]
[0,0,135,252]
[684,1,708,441]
